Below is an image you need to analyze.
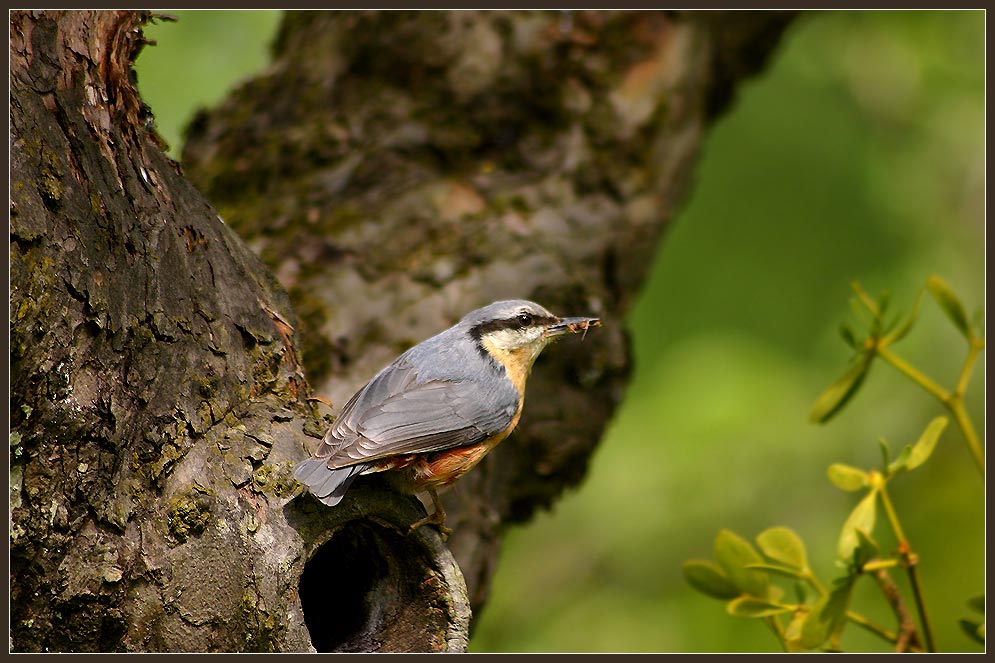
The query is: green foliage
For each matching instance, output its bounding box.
[826,463,867,492]
[727,596,792,619]
[891,417,947,475]
[836,490,877,563]
[682,560,740,600]
[808,275,984,473]
[809,279,920,425]
[755,527,808,572]
[926,276,972,340]
[808,351,874,424]
[685,279,983,652]
[714,530,770,599]
[850,530,881,571]
[798,578,854,650]
[879,289,923,347]
[959,596,985,645]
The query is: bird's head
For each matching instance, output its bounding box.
[464,300,600,384]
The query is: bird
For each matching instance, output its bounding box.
[293,299,600,536]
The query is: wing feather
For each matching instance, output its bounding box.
[316,350,519,469]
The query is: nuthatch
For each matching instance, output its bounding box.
[294,300,600,535]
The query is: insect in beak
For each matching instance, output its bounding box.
[546,316,601,340]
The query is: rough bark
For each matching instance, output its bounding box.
[9,9,791,653]
[10,10,467,652]
[181,9,792,613]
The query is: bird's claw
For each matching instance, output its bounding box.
[407,514,452,540]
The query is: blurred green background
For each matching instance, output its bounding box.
[137,10,985,653]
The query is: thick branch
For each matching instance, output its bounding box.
[181,9,792,612]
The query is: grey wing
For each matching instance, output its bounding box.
[312,353,520,469]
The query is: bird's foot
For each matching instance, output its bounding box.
[407,512,452,540]
[408,488,452,539]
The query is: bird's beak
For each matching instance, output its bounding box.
[545,316,601,338]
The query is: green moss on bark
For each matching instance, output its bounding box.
[167,486,214,542]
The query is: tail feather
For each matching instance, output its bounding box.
[293,458,368,506]
[294,457,333,484]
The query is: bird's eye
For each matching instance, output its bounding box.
[517,312,533,326]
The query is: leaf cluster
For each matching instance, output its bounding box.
[810,275,982,425]
[829,416,945,560]
[683,416,947,652]
[684,527,839,651]
[684,276,984,652]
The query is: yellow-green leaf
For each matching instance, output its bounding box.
[726,596,792,618]
[887,445,913,476]
[878,438,891,469]
[799,578,855,649]
[827,463,867,492]
[928,275,971,339]
[967,595,985,614]
[851,280,880,317]
[745,563,807,580]
[756,526,808,571]
[853,529,880,569]
[906,416,948,471]
[809,352,873,424]
[880,289,924,347]
[837,491,878,562]
[784,610,810,652]
[682,560,739,600]
[838,323,858,349]
[714,529,769,599]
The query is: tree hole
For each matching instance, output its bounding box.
[298,520,451,652]
[299,522,386,652]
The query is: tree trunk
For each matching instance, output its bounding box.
[10,10,468,652]
[9,9,791,652]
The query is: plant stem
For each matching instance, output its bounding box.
[846,610,907,647]
[862,558,900,572]
[879,486,935,653]
[954,337,984,397]
[878,346,983,475]
[878,485,906,543]
[871,569,922,653]
[876,347,949,402]
[949,398,984,474]
[764,615,787,652]
[804,571,827,597]
[952,335,985,473]
[906,563,935,653]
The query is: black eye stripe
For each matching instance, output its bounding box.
[470,313,558,339]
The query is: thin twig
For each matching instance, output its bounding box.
[845,610,912,648]
[949,398,984,474]
[954,337,984,398]
[903,548,936,653]
[876,347,949,401]
[872,569,922,653]
[763,615,788,652]
[879,487,936,652]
